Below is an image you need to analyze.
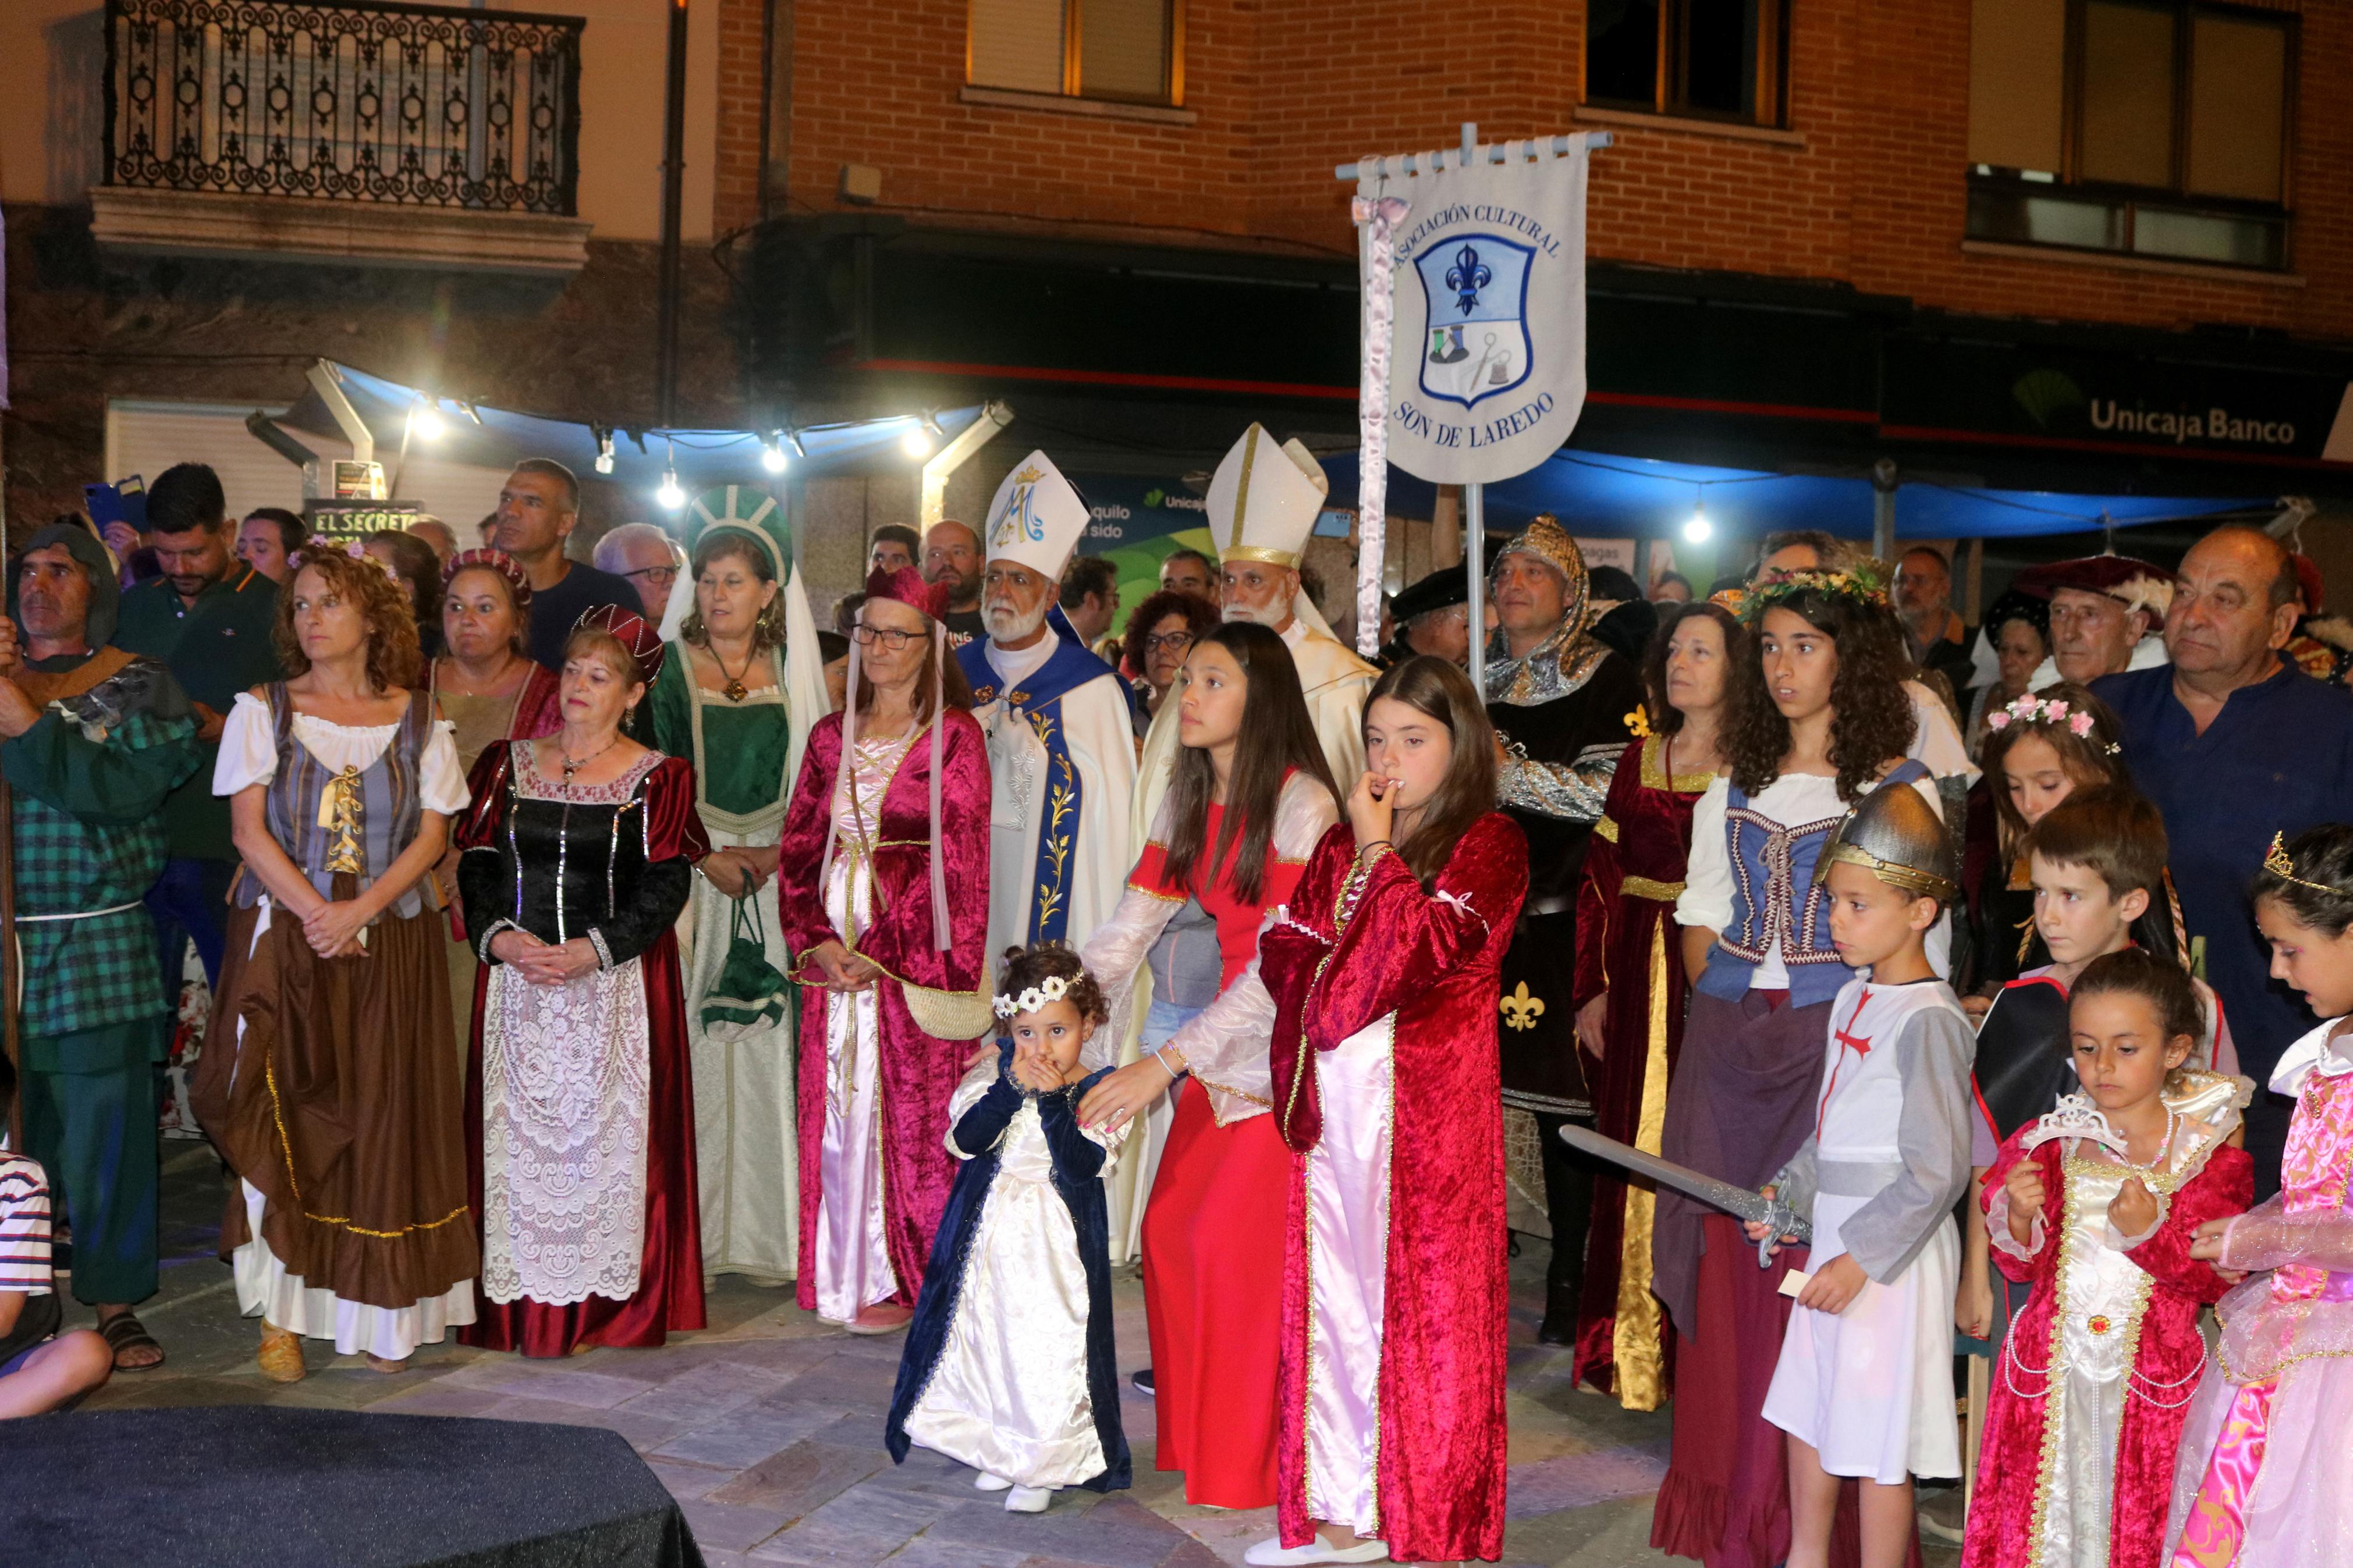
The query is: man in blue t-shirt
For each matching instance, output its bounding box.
[494,460,641,670]
[2096,524,2353,1195]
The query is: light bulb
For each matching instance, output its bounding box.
[411,403,447,441]
[593,429,616,476]
[1683,500,1712,544]
[761,433,789,474]
[902,426,934,459]
[657,471,686,510]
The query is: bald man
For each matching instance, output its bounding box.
[2096,525,2353,1195]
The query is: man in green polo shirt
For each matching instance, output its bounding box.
[111,463,283,991]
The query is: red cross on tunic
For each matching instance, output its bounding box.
[1816,988,1876,1139]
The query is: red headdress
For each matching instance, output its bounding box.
[442,546,532,608]
[572,603,668,685]
[825,564,955,949]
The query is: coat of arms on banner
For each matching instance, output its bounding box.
[989,465,1049,550]
[1414,235,1534,409]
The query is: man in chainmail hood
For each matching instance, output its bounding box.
[1484,514,1647,1345]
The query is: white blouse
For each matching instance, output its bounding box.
[212,691,471,816]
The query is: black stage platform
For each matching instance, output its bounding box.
[4,1406,704,1567]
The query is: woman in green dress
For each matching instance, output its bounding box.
[645,488,826,1284]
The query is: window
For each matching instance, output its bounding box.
[1584,0,1787,126]
[1965,0,2294,269]
[968,0,1181,105]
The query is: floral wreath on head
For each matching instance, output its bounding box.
[992,973,1070,1020]
[1736,563,1889,625]
[341,537,401,582]
[1984,692,2119,752]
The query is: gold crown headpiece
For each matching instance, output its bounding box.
[2263,831,2335,895]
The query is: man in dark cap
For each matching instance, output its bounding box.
[1379,566,1475,668]
[2011,554,2172,687]
[1583,564,1659,666]
[1,523,204,1372]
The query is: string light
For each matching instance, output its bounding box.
[409,399,447,442]
[761,431,789,474]
[1683,494,1712,544]
[656,436,685,509]
[785,429,807,460]
[593,425,616,476]
[901,422,934,459]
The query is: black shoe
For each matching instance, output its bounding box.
[1536,1311,1576,1347]
[1131,1367,1155,1395]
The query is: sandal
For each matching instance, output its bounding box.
[97,1310,164,1373]
[363,1353,409,1375]
[257,1321,307,1384]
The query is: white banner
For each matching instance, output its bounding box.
[1358,138,1591,486]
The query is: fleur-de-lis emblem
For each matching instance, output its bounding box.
[1499,981,1545,1032]
[1445,243,1491,317]
[1624,703,1651,739]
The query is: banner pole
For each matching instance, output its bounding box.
[1467,480,1487,703]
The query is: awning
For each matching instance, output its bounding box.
[275,361,988,490]
[1318,447,2281,541]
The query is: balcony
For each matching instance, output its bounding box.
[92,0,592,276]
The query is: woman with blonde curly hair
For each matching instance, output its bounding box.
[192,544,478,1381]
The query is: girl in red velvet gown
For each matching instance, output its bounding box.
[1570,601,1739,1410]
[1249,655,1527,1567]
[772,568,992,1331]
[1076,622,1341,1512]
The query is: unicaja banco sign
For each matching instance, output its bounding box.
[2090,401,2298,448]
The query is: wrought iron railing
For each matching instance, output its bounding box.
[104,0,584,216]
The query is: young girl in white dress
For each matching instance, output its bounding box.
[883,945,1129,1514]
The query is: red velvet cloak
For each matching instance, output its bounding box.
[1964,1130,2252,1568]
[774,708,991,1312]
[1261,815,1528,1563]
[1570,733,1709,1405]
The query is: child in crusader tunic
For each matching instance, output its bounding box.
[1749,783,1976,1568]
[1964,950,2252,1568]
[884,946,1130,1515]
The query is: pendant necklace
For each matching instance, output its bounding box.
[559,734,620,790]
[714,642,754,703]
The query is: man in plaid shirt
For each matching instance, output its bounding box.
[0,523,201,1372]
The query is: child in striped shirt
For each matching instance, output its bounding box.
[0,1057,112,1416]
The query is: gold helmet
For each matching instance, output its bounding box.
[1813,782,1957,903]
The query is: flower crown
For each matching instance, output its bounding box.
[992,973,1070,1020]
[1737,564,1888,625]
[1983,694,2118,752]
[2264,830,2337,895]
[340,538,400,582]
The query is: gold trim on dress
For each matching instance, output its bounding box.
[1622,874,1685,902]
[1610,919,1674,1410]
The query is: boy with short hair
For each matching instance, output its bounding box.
[0,1058,113,1417]
[1749,783,1977,1568]
[1957,785,2237,1340]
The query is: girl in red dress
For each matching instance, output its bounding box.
[1248,655,1528,1566]
[1077,622,1340,1510]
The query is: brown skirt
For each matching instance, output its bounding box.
[191,890,479,1311]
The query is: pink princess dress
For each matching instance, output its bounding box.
[2166,1016,2353,1566]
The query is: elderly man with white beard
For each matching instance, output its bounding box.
[955,452,1138,969]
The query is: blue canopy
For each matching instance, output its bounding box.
[283,362,986,491]
[1319,448,2278,540]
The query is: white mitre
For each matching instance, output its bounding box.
[1208,424,1326,571]
[982,449,1091,580]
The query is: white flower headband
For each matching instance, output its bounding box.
[1985,694,2118,752]
[992,973,1069,1020]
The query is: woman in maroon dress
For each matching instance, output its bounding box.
[1568,600,1740,1409]
[456,607,710,1356]
[1250,655,1528,1567]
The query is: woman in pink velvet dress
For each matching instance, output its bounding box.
[774,567,991,1333]
[1250,656,1528,1567]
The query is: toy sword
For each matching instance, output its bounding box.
[1558,1123,1811,1268]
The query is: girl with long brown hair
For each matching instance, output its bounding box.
[1244,654,1527,1566]
[1651,567,1946,1568]
[1074,620,1340,1510]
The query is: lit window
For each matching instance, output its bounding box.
[969,0,1181,106]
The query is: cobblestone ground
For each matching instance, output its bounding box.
[64,1141,1964,1567]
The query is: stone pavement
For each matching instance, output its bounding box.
[64,1140,1962,1566]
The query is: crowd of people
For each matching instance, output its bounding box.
[2,435,2352,1568]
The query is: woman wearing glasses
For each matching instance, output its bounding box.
[1118,590,1221,742]
[773,566,992,1333]
[642,496,828,1288]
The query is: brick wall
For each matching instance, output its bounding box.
[723,0,2353,339]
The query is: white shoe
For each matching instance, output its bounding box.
[1003,1484,1054,1513]
[973,1472,1013,1492]
[1241,1535,1390,1566]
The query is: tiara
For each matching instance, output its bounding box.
[1984,694,2121,753]
[2264,831,2336,895]
[992,973,1070,1020]
[1738,565,1889,625]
